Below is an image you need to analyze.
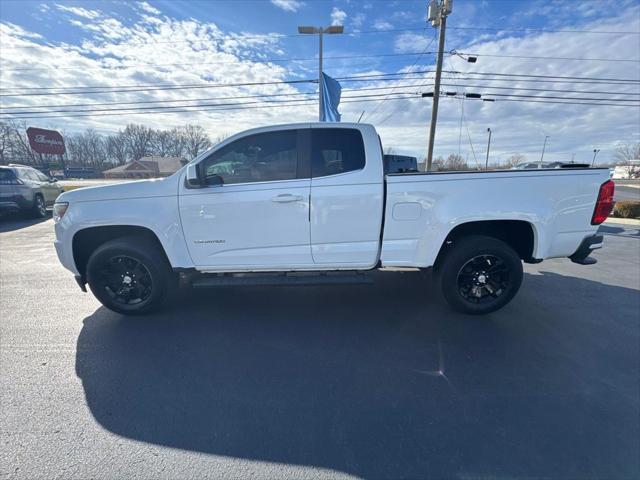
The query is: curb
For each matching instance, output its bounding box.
[604,217,640,226]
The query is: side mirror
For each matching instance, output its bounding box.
[208,174,223,186]
[185,164,203,188]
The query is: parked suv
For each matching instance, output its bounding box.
[0,164,64,218]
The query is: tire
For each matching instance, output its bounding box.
[31,194,47,218]
[437,235,523,315]
[86,236,175,315]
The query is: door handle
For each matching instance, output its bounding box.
[271,194,303,203]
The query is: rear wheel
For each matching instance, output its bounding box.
[86,236,175,315]
[437,235,523,315]
[31,194,47,218]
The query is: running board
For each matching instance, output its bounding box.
[191,272,374,288]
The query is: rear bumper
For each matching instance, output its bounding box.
[0,201,21,212]
[569,234,603,265]
[0,195,31,211]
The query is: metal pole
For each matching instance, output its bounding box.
[485,128,492,170]
[591,149,600,166]
[540,135,549,162]
[426,15,447,171]
[318,28,323,122]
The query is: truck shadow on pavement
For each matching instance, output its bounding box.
[75,271,639,479]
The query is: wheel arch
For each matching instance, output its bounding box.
[72,225,171,278]
[433,220,538,270]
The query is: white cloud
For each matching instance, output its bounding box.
[330,7,347,27]
[54,3,101,20]
[270,0,303,12]
[138,2,161,15]
[352,13,366,30]
[373,19,393,31]
[394,33,433,53]
[0,12,313,137]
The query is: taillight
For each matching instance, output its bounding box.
[0,178,22,185]
[591,180,615,225]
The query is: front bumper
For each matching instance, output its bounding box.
[569,234,603,265]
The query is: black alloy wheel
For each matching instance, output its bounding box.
[438,235,523,315]
[96,255,154,307]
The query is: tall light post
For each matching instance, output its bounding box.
[540,135,550,162]
[426,0,453,171]
[298,25,344,121]
[591,148,601,166]
[485,127,492,170]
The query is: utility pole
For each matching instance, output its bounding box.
[540,135,550,162]
[426,0,453,171]
[591,148,600,166]
[485,127,492,170]
[298,25,344,121]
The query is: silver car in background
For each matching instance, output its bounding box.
[0,164,64,218]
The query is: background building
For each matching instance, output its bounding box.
[103,157,186,179]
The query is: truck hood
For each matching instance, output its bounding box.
[58,174,181,204]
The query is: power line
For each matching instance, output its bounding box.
[452,51,640,63]
[451,95,639,108]
[444,70,640,83]
[447,26,640,35]
[2,24,634,53]
[4,81,637,112]
[0,70,435,95]
[0,83,437,110]
[4,68,639,95]
[0,94,422,120]
[0,51,437,72]
[0,26,434,51]
[3,88,638,121]
[0,91,423,116]
[440,83,640,96]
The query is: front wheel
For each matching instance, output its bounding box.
[437,235,523,315]
[86,236,175,315]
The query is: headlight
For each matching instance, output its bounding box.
[53,202,69,222]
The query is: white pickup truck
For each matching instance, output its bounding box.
[53,123,614,315]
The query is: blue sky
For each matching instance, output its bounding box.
[1,0,639,164]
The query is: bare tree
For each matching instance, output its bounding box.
[106,133,128,166]
[121,124,154,161]
[432,156,446,171]
[504,154,526,168]
[444,153,469,171]
[615,143,640,179]
[181,124,211,160]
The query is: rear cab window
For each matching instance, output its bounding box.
[311,128,365,177]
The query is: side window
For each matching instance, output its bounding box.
[17,169,35,181]
[311,128,365,177]
[33,170,49,182]
[202,130,298,185]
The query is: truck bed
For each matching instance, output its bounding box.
[380,167,611,268]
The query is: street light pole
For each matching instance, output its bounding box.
[485,127,492,170]
[540,135,550,162]
[318,29,323,121]
[298,25,344,121]
[592,148,601,166]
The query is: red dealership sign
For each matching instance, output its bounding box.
[26,127,66,155]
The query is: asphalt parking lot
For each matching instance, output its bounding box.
[0,216,638,480]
